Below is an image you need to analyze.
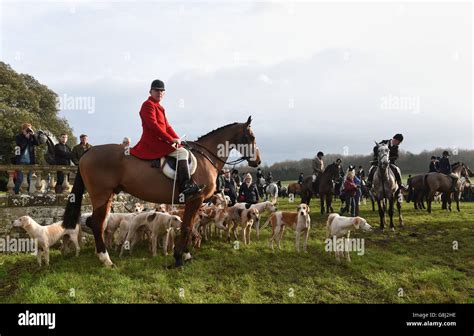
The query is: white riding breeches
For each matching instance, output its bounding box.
[167,146,189,161]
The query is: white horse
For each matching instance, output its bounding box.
[371,142,404,231]
[264,182,279,204]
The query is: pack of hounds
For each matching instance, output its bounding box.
[12,193,373,267]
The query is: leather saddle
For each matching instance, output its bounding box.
[150,150,198,180]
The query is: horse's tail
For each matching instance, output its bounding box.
[62,167,85,229]
[406,176,413,203]
[260,213,274,231]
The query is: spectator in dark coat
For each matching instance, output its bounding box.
[13,123,40,194]
[215,170,225,194]
[238,173,259,204]
[231,169,241,188]
[54,133,73,193]
[223,169,237,205]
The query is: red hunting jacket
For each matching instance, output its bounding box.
[130,96,180,159]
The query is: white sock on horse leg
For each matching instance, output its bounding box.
[97,251,114,266]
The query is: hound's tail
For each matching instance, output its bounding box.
[62,167,85,229]
[260,213,274,231]
[326,213,338,239]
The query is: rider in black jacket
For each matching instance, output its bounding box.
[366,134,405,190]
[438,151,458,193]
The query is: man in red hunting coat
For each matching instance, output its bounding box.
[130,79,202,196]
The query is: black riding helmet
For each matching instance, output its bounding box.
[317,151,324,157]
[151,79,165,91]
[393,133,404,142]
[443,150,450,157]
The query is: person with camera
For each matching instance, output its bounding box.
[13,123,40,194]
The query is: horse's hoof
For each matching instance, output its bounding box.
[390,228,395,232]
[167,263,182,269]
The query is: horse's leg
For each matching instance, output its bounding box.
[173,197,202,267]
[376,199,385,231]
[388,197,395,231]
[455,192,460,212]
[327,194,333,213]
[89,193,114,267]
[447,193,452,211]
[426,190,434,213]
[396,195,404,227]
[320,194,325,215]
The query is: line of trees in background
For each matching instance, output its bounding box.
[0,62,77,190]
[234,149,474,182]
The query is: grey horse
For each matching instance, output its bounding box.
[264,182,279,204]
[372,142,404,231]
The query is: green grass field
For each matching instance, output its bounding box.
[1,198,473,303]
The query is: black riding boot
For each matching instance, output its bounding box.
[177,160,204,196]
[366,166,376,189]
[391,166,407,191]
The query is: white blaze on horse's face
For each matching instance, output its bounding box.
[378,145,390,168]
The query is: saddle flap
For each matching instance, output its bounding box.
[159,151,197,180]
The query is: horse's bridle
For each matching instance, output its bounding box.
[185,126,255,171]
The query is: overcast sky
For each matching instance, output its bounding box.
[1,1,472,164]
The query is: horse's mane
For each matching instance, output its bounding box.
[451,161,462,168]
[326,162,339,170]
[196,122,240,141]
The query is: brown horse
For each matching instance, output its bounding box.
[424,162,471,213]
[287,183,301,196]
[63,116,261,267]
[301,162,341,214]
[406,174,426,209]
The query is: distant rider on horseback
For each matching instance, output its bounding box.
[312,151,324,193]
[366,133,406,191]
[130,79,202,196]
[438,150,458,193]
